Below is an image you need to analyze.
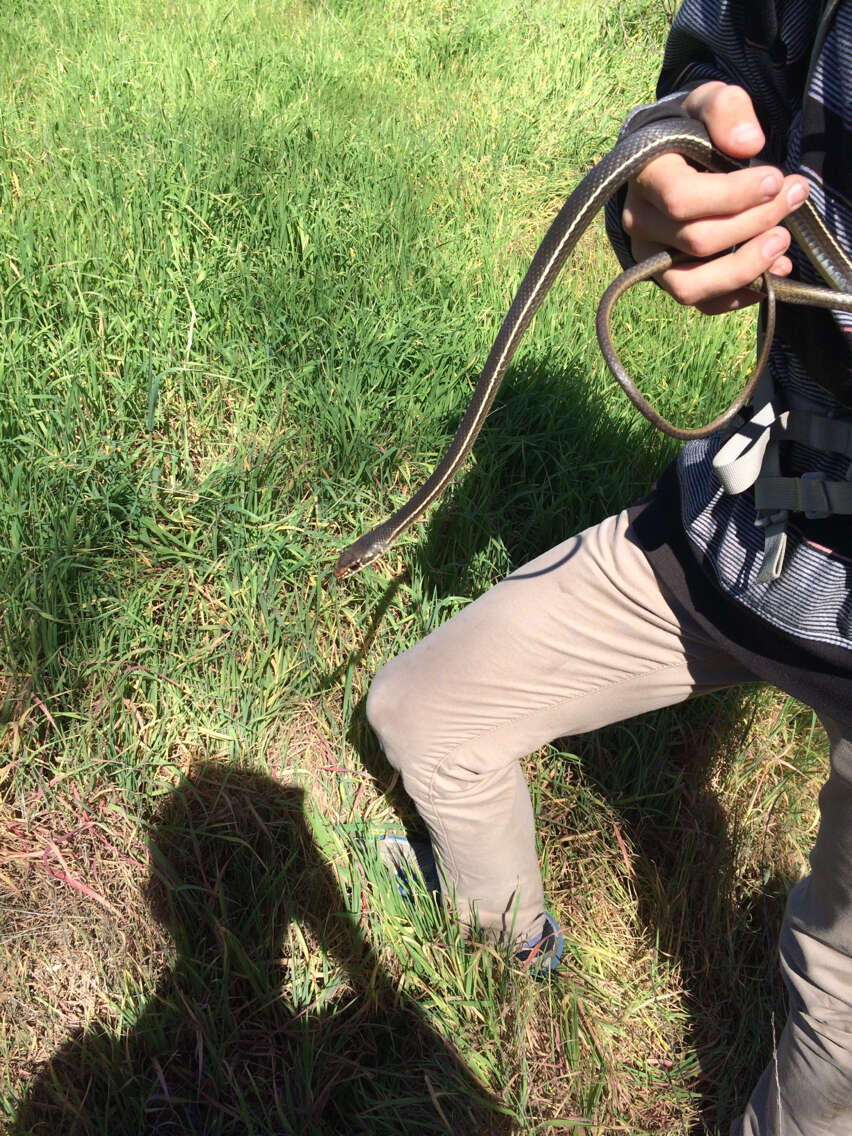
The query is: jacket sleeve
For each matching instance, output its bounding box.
[603,0,820,268]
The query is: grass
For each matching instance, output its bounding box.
[0,0,827,1132]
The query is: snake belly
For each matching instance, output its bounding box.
[333,117,848,579]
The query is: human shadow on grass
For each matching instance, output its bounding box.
[12,764,510,1136]
[342,357,791,1131]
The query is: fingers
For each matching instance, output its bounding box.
[621,81,810,313]
[624,166,808,258]
[682,81,767,159]
[632,229,794,314]
[632,153,791,224]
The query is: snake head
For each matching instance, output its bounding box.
[332,555,359,580]
[333,531,389,580]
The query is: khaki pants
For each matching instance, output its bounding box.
[366,511,852,1135]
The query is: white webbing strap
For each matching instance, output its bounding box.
[712,369,852,583]
[712,400,783,494]
[755,511,789,583]
[753,410,787,584]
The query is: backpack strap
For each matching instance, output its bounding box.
[713,368,852,582]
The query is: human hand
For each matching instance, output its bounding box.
[622,81,810,314]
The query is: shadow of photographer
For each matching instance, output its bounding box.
[12,763,510,1136]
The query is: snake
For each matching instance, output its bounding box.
[334,117,852,580]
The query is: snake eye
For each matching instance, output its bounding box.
[333,558,353,580]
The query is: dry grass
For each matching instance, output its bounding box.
[1,778,155,1085]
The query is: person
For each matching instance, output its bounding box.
[365,2,851,1134]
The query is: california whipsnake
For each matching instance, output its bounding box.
[335,117,852,580]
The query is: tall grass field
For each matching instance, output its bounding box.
[1,1,827,1133]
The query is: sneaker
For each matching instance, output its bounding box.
[515,913,563,976]
[376,834,442,901]
[376,837,562,977]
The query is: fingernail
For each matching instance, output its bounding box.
[760,173,782,198]
[731,122,762,146]
[787,182,808,206]
[763,234,788,259]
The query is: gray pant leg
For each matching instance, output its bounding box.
[735,716,852,1136]
[367,510,751,943]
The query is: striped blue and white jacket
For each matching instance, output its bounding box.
[608,0,852,650]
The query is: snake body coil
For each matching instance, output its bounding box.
[334,118,852,579]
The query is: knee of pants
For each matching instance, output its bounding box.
[365,655,418,774]
[781,881,852,1014]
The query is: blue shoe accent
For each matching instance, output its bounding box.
[515,913,563,976]
[377,834,442,901]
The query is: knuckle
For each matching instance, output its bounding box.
[658,186,693,222]
[677,226,716,259]
[727,83,750,100]
[716,83,751,111]
[683,80,723,114]
[672,285,700,308]
[663,274,701,307]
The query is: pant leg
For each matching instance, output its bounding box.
[734,715,852,1136]
[366,510,754,943]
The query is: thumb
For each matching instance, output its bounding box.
[683,81,766,160]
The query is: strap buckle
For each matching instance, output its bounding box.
[754,508,789,530]
[801,470,830,520]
